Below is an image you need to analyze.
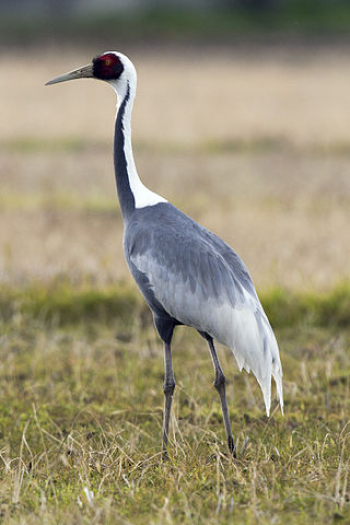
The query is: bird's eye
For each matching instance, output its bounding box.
[105,59,111,66]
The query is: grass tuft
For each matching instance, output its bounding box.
[0,280,139,327]
[0,279,349,522]
[263,283,350,329]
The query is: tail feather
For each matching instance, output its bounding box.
[226,306,283,417]
[272,361,284,415]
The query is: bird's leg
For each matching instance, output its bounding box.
[207,337,236,458]
[162,342,175,458]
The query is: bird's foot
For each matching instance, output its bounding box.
[161,438,170,462]
[228,436,237,458]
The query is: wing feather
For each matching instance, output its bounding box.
[125,204,283,415]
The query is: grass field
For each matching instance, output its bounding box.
[0,45,350,523]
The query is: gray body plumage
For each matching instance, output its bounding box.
[125,202,283,415]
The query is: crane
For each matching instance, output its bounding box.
[46,52,283,458]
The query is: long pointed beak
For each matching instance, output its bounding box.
[45,63,94,86]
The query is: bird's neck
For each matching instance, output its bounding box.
[113,80,166,221]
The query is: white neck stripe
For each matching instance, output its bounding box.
[113,76,167,209]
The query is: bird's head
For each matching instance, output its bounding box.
[46,51,136,96]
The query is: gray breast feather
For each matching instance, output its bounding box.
[125,203,283,415]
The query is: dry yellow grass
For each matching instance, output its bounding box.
[1,46,350,290]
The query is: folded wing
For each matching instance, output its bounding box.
[126,204,283,415]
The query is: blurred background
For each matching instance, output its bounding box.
[1,5,350,519]
[1,0,350,292]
